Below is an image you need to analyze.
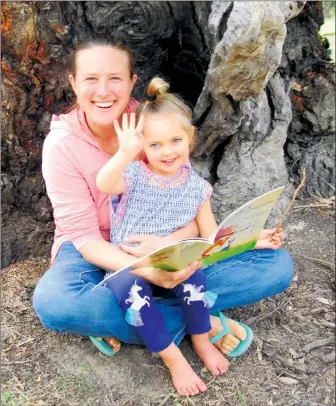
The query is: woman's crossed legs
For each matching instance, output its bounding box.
[33,242,293,358]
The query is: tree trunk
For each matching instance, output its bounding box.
[1,1,334,267]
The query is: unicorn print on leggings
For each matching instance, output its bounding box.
[183,284,217,309]
[125,280,150,326]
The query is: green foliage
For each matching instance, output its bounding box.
[237,389,245,404]
[1,392,28,406]
[323,1,335,19]
[58,369,93,395]
[321,2,336,61]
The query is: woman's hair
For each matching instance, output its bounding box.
[137,77,196,148]
[71,33,136,79]
[66,34,136,113]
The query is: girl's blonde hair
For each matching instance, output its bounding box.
[137,78,196,149]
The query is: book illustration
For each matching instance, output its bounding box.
[93,186,284,290]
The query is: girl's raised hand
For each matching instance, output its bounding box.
[114,113,145,158]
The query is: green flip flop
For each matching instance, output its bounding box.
[89,336,116,356]
[210,311,253,358]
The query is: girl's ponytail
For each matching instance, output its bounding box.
[137,77,196,149]
[147,77,169,101]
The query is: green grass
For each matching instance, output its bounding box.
[320,17,335,61]
[237,389,245,404]
[1,392,28,406]
[237,389,253,406]
[57,370,93,397]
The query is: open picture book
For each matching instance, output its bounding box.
[94,186,284,289]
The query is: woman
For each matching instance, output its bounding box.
[33,34,293,361]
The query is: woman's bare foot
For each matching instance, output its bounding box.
[103,337,121,352]
[159,343,207,396]
[209,315,247,355]
[192,334,230,376]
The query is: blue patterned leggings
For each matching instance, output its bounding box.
[105,269,217,352]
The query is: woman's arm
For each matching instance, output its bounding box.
[195,199,217,239]
[42,138,136,271]
[79,238,137,270]
[119,219,200,257]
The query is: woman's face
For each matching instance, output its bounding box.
[69,45,137,129]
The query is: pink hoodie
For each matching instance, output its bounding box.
[42,100,137,264]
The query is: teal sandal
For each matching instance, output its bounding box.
[89,336,116,356]
[210,311,253,357]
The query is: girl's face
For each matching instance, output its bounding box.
[142,113,193,177]
[69,45,137,130]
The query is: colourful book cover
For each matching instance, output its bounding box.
[94,186,284,289]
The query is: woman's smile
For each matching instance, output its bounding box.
[93,101,115,108]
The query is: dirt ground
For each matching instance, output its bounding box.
[1,198,335,406]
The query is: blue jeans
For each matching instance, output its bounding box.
[33,242,293,346]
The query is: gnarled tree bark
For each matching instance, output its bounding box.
[1,1,335,267]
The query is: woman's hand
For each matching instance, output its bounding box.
[131,261,200,289]
[255,228,283,250]
[119,234,170,258]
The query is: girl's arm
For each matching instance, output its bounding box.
[195,199,217,239]
[96,151,128,195]
[166,219,200,242]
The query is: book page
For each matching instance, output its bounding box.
[200,187,285,267]
[93,239,213,289]
[133,240,213,272]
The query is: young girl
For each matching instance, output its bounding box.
[96,78,231,396]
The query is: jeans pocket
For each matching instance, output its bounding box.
[78,268,106,285]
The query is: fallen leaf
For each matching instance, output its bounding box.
[253,335,263,348]
[324,313,335,321]
[291,82,302,91]
[315,197,335,206]
[315,297,333,306]
[289,348,299,359]
[279,377,299,385]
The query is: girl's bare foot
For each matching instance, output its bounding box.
[159,343,207,396]
[209,315,246,355]
[103,336,121,352]
[192,334,229,376]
